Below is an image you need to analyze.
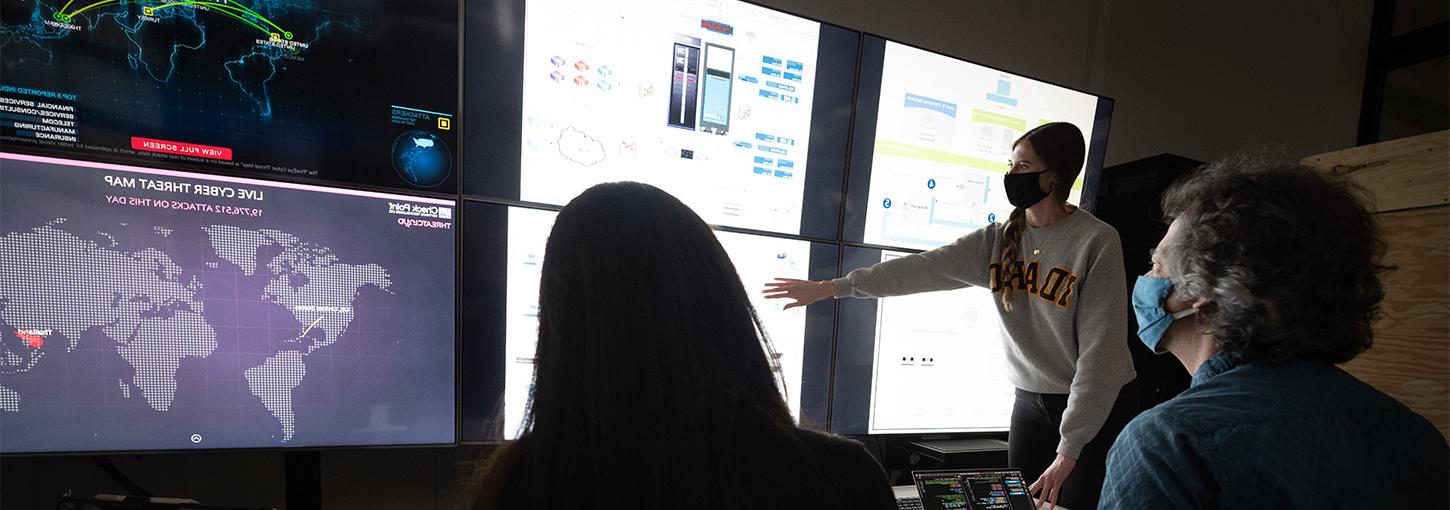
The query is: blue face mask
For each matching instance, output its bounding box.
[1132,275,1199,353]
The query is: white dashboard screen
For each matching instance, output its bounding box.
[501,208,812,439]
[867,252,1015,433]
[862,41,1101,250]
[521,0,822,234]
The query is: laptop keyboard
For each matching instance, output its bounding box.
[896,496,923,510]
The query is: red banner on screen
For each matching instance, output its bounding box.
[130,137,233,161]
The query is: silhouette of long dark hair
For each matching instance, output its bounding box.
[469,182,841,509]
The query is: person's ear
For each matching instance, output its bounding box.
[1190,297,1215,333]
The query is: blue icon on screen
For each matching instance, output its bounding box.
[883,198,893,209]
[927,178,936,189]
[988,213,997,222]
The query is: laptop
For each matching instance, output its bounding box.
[896,468,1035,510]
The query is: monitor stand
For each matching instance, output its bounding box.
[284,451,321,509]
[906,438,1009,470]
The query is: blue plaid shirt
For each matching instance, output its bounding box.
[1100,351,1448,509]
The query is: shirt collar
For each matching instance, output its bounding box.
[1191,350,1236,387]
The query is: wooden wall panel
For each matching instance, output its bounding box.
[1303,130,1450,438]
[1342,207,1450,437]
[1302,131,1449,213]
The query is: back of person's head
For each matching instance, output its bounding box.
[470,182,828,509]
[1159,151,1389,365]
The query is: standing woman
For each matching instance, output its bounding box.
[766,122,1135,510]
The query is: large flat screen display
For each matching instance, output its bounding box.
[847,38,1114,251]
[463,0,859,238]
[833,246,1015,435]
[0,0,459,192]
[0,152,457,453]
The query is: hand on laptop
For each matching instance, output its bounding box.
[1029,453,1076,510]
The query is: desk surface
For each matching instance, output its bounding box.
[892,485,1072,510]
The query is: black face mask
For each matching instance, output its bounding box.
[1003,171,1052,208]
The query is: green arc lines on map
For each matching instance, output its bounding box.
[54,0,293,40]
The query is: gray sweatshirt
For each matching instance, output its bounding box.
[831,209,1135,458]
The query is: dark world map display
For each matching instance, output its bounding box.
[0,0,458,191]
[0,153,457,453]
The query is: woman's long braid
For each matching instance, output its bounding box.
[999,207,1026,311]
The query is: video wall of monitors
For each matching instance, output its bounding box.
[822,36,1115,435]
[457,24,1114,439]
[0,0,1116,454]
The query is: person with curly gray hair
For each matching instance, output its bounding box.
[1098,153,1449,509]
